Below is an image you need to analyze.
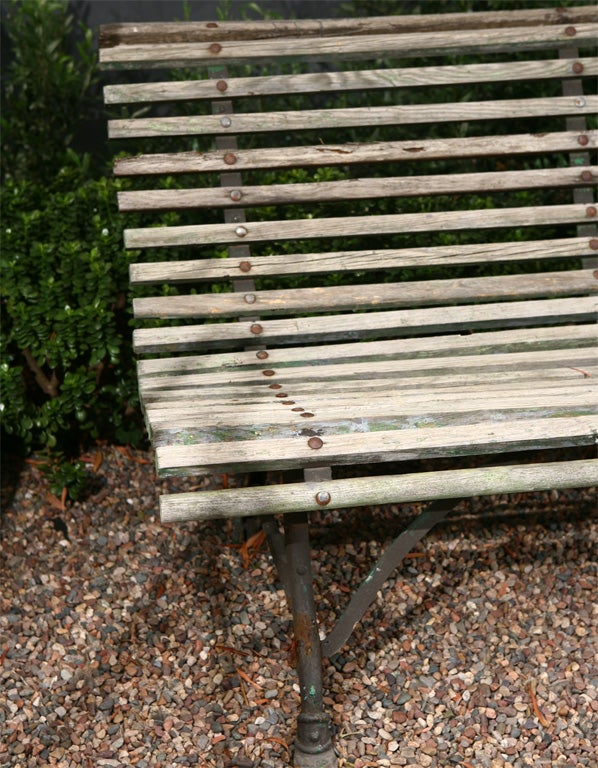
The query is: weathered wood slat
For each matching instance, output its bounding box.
[104,57,598,104]
[159,458,598,521]
[125,204,592,249]
[138,346,597,391]
[154,416,598,474]
[100,24,598,69]
[133,269,596,319]
[130,237,595,285]
[136,324,597,377]
[114,131,596,176]
[99,8,598,49]
[133,296,597,353]
[118,166,597,212]
[109,95,597,139]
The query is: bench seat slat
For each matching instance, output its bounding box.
[109,95,597,139]
[159,458,598,522]
[100,24,598,69]
[114,131,595,176]
[130,238,594,285]
[154,416,597,474]
[104,57,598,104]
[118,166,597,212]
[133,296,597,353]
[133,269,596,319]
[125,203,591,249]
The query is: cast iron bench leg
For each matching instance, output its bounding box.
[284,512,337,768]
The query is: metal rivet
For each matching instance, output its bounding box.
[256,351,268,360]
[572,61,584,74]
[292,407,304,412]
[231,214,240,223]
[230,189,242,202]
[223,152,237,165]
[275,393,288,398]
[589,239,598,250]
[269,383,282,389]
[301,412,315,418]
[575,97,586,108]
[235,226,248,237]
[308,437,323,450]
[206,22,218,28]
[581,170,593,182]
[565,25,576,37]
[593,270,598,279]
[250,323,263,335]
[239,261,252,273]
[281,401,295,405]
[578,134,589,146]
[308,728,321,742]
[220,116,232,128]
[315,490,331,507]
[216,79,228,92]
[586,206,597,218]
[209,42,222,53]
[262,370,276,377]
[244,293,256,304]
[296,565,307,575]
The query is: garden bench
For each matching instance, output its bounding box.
[100,6,598,765]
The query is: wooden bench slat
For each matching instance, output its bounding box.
[125,203,591,249]
[99,8,598,49]
[159,458,598,522]
[118,166,597,212]
[133,269,596,319]
[100,24,598,69]
[130,237,594,285]
[132,297,597,353]
[154,415,597,474]
[136,324,597,377]
[114,131,595,176]
[104,57,598,104]
[109,95,597,139]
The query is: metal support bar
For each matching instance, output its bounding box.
[283,513,337,768]
[321,498,458,658]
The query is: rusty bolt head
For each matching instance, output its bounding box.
[250,323,263,335]
[220,116,232,128]
[291,407,304,412]
[269,383,282,390]
[593,270,598,279]
[206,22,218,27]
[216,79,228,92]
[230,189,242,202]
[301,412,315,418]
[239,260,251,273]
[282,400,295,405]
[307,437,323,450]
[572,61,584,74]
[581,170,593,182]
[575,97,586,108]
[235,225,248,237]
[244,293,256,304]
[578,134,589,146]
[275,393,288,398]
[223,152,237,165]
[565,25,576,36]
[586,206,597,218]
[315,490,331,506]
[209,42,222,54]
[589,238,598,250]
[256,350,268,360]
[262,370,276,377]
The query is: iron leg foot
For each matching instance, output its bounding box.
[293,744,338,768]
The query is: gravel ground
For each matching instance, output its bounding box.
[1,446,596,768]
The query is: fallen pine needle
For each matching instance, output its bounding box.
[262,736,290,755]
[239,677,249,707]
[236,667,264,690]
[213,644,251,658]
[527,678,550,728]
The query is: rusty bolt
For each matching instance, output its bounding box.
[209,42,222,54]
[244,293,256,304]
[291,407,304,412]
[301,412,315,418]
[239,260,251,273]
[593,270,598,279]
[578,134,589,147]
[235,225,248,237]
[230,189,242,202]
[250,323,263,335]
[269,383,282,390]
[206,22,218,27]
[564,25,576,36]
[262,370,276,377]
[307,437,323,450]
[275,393,288,398]
[223,152,237,165]
[281,400,295,405]
[256,350,268,360]
[589,239,598,250]
[572,61,584,74]
[220,116,232,128]
[586,206,597,218]
[581,170,593,182]
[216,79,228,92]
[315,490,331,506]
[575,97,586,108]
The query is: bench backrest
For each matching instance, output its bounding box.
[99,7,597,365]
